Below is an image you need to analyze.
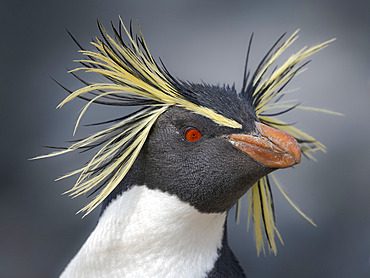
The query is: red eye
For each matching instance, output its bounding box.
[184,127,202,142]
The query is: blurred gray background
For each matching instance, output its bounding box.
[1,0,369,277]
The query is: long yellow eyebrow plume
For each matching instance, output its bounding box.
[236,31,336,255]
[34,19,241,217]
[62,20,242,131]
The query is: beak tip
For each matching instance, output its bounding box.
[290,142,302,165]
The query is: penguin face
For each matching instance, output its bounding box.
[141,105,293,213]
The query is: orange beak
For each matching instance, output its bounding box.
[227,122,301,168]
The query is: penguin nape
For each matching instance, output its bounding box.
[36,19,335,277]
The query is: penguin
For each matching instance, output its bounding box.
[37,19,334,277]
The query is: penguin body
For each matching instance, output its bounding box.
[61,186,227,277]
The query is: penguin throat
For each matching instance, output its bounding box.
[60,185,227,278]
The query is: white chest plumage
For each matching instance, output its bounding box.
[60,185,226,278]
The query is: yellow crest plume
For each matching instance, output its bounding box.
[237,31,337,255]
[35,19,241,216]
[34,19,337,254]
